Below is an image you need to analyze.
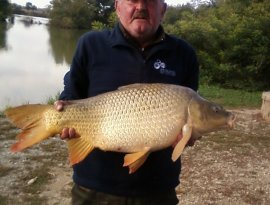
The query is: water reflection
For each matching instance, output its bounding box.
[0,23,10,50]
[0,15,86,110]
[48,27,85,65]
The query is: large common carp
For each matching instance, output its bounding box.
[5,83,235,173]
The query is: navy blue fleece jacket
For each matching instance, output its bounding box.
[59,23,199,196]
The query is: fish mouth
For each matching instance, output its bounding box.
[227,113,236,129]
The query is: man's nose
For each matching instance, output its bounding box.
[136,0,147,9]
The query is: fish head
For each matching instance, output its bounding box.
[188,97,236,135]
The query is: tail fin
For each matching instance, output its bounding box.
[5,104,53,152]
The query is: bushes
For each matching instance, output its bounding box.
[49,0,113,29]
[0,0,11,22]
[164,0,270,91]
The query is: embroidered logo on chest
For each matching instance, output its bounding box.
[153,59,176,77]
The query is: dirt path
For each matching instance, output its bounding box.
[0,109,269,205]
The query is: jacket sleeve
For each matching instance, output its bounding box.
[59,36,89,100]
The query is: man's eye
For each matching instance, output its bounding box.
[126,0,137,3]
[125,0,157,4]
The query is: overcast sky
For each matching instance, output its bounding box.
[11,0,191,8]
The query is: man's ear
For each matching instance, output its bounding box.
[115,0,120,19]
[161,3,167,18]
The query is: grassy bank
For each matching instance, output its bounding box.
[199,84,262,108]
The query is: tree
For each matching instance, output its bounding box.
[164,0,270,90]
[49,0,114,29]
[0,0,11,22]
[49,0,98,29]
[25,2,37,10]
[95,0,114,24]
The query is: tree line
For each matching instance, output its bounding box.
[0,0,11,21]
[1,0,269,90]
[49,0,115,29]
[164,0,270,91]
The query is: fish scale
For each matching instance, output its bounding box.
[92,86,185,152]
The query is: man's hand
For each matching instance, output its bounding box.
[54,100,80,140]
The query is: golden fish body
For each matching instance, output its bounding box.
[44,83,191,152]
[5,83,235,173]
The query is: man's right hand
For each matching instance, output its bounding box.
[54,100,79,140]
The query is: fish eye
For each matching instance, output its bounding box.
[212,106,220,113]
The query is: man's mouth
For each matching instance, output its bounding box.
[132,11,149,20]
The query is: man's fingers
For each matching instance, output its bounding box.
[54,100,72,111]
[54,101,79,140]
[54,100,64,111]
[60,127,70,139]
[60,127,79,140]
[68,128,77,138]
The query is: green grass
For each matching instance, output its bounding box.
[199,84,262,108]
[0,195,8,205]
[46,92,60,105]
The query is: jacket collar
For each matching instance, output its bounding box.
[118,23,165,49]
[109,23,179,49]
[109,23,170,49]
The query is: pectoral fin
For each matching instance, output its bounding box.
[123,147,151,174]
[172,124,192,161]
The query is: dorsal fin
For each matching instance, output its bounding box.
[117,83,145,91]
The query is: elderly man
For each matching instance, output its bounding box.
[56,0,199,204]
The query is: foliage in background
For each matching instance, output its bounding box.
[163,0,270,91]
[0,0,11,22]
[49,0,114,29]
[49,0,96,29]
[10,2,49,18]
[91,11,117,30]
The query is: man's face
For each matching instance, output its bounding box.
[115,0,167,41]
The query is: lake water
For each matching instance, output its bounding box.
[0,15,86,110]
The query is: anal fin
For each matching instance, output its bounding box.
[123,147,151,174]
